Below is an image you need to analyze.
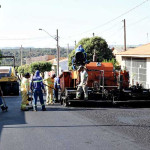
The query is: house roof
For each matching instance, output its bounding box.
[117,43,150,56]
[48,57,67,65]
[26,55,55,64]
[59,58,68,62]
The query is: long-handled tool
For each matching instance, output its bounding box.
[44,83,61,103]
[27,92,33,110]
[43,83,54,89]
[1,96,8,112]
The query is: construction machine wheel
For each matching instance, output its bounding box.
[13,82,19,96]
[60,93,63,105]
[63,97,69,107]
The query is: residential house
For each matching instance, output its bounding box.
[116,43,150,88]
[26,55,55,64]
[48,57,68,75]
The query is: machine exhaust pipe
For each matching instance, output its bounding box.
[93,49,97,62]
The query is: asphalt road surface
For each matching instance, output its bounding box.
[0,95,150,150]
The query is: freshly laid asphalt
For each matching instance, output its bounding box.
[0,95,150,150]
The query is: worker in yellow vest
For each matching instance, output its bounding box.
[21,73,30,111]
[44,73,56,105]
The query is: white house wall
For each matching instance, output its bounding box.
[146,58,150,88]
[121,56,148,88]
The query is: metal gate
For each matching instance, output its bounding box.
[124,57,147,88]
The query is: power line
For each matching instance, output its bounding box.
[127,15,150,27]
[68,0,149,38]
[97,20,122,35]
[82,0,149,34]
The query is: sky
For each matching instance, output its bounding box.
[0,0,150,48]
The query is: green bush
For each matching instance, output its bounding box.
[17,64,30,76]
[18,61,52,77]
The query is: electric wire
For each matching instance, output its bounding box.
[67,0,149,38]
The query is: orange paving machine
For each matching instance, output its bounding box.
[59,53,150,106]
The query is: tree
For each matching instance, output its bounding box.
[17,64,30,76]
[68,36,114,70]
[29,61,52,77]
[0,50,2,64]
[17,61,52,77]
[103,58,120,69]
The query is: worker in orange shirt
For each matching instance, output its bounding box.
[44,73,56,105]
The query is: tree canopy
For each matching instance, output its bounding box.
[68,36,114,70]
[0,50,2,64]
[18,64,30,76]
[1,47,72,66]
[17,61,52,76]
[30,61,52,74]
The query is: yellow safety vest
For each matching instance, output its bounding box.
[44,77,54,89]
[21,78,30,92]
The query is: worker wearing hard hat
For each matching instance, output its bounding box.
[74,65,88,100]
[54,74,63,103]
[20,73,30,111]
[30,70,46,111]
[44,72,56,105]
[72,45,87,70]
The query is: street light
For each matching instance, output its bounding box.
[39,28,59,76]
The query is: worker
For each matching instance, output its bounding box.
[74,65,88,100]
[72,45,87,70]
[30,70,46,111]
[20,73,30,111]
[54,74,63,103]
[44,72,55,105]
[0,86,8,111]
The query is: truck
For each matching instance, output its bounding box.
[0,56,19,96]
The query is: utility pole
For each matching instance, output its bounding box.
[147,33,149,43]
[56,29,59,76]
[14,51,16,59]
[29,48,31,64]
[67,43,69,58]
[123,19,126,51]
[75,40,76,47]
[20,45,23,66]
[67,44,69,70]
[39,28,59,75]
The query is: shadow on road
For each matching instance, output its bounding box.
[0,96,26,141]
[62,101,150,109]
[43,101,150,112]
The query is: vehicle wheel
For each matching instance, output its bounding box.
[60,93,63,105]
[13,82,19,96]
[63,98,69,107]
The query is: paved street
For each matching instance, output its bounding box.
[0,95,150,150]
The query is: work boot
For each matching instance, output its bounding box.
[42,105,46,111]
[33,106,37,112]
[42,108,46,111]
[27,106,33,110]
[1,106,8,111]
[21,107,29,111]
[33,109,37,112]
[54,100,59,103]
